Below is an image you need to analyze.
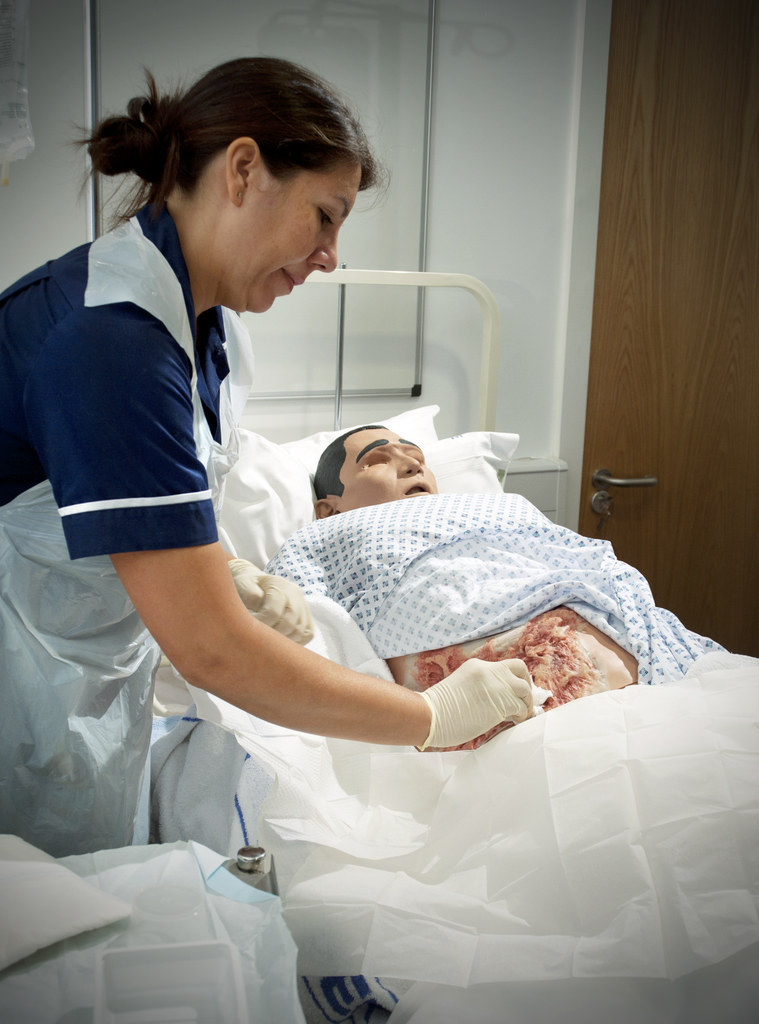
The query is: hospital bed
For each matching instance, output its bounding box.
[146,269,759,1022]
[138,270,759,1021]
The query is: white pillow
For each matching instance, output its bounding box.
[219,430,314,568]
[280,404,441,477]
[0,834,132,971]
[427,432,520,493]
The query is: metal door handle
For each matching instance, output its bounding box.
[592,468,658,488]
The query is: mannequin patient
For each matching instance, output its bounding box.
[312,426,638,750]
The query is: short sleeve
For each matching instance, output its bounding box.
[24,302,218,558]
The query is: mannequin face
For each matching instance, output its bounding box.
[315,429,438,518]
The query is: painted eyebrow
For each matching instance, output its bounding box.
[355,438,420,462]
[356,438,388,462]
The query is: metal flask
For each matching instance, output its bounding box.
[222,845,279,896]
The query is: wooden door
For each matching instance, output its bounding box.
[579,0,759,656]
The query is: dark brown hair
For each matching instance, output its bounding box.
[84,57,384,222]
[314,426,386,500]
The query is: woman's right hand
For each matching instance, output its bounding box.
[417,658,534,750]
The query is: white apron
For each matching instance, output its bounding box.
[0,217,253,857]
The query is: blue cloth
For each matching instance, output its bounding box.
[0,205,227,558]
[299,974,402,1023]
[268,492,722,684]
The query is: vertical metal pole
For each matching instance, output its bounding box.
[83,0,101,240]
[414,0,437,391]
[334,263,347,431]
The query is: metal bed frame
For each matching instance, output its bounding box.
[245,267,501,433]
[305,268,501,432]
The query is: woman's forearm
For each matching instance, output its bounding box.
[111,542,431,745]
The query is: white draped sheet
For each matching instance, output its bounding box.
[189,594,759,987]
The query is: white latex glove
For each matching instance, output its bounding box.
[418,658,534,750]
[228,558,314,645]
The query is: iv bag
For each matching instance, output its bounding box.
[0,0,35,184]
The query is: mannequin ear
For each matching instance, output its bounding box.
[315,497,341,519]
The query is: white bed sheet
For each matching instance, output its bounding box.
[386,943,759,1024]
[187,592,759,990]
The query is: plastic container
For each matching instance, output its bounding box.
[94,941,248,1024]
[127,885,212,946]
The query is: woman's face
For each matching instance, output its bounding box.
[224,159,361,314]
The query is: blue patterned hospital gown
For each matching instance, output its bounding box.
[267,493,721,684]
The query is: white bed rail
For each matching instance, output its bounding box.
[308,268,501,432]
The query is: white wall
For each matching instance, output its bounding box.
[0,0,611,529]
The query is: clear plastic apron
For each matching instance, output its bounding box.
[0,218,253,857]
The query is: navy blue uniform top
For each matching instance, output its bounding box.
[0,205,231,559]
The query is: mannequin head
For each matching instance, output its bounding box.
[314,426,437,518]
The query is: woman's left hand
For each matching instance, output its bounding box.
[228,558,314,644]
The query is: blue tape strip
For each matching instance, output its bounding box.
[206,864,277,904]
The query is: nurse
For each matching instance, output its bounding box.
[0,57,533,857]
